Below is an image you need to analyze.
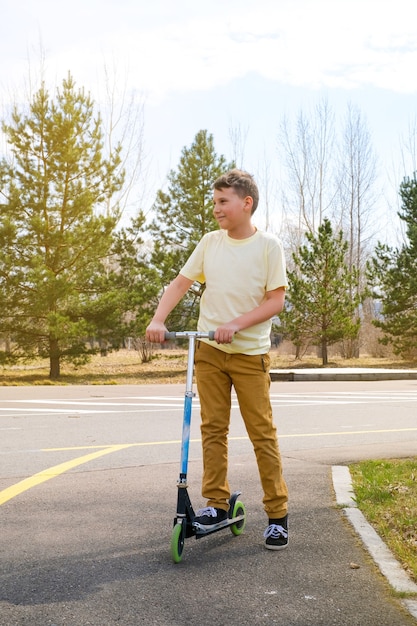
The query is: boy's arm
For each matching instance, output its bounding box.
[146,274,194,343]
[214,286,286,344]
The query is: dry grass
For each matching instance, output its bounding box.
[0,349,189,386]
[0,347,416,386]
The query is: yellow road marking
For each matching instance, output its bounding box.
[41,427,417,452]
[1,427,417,506]
[43,441,182,452]
[0,444,131,506]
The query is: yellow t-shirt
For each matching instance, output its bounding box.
[180,229,288,355]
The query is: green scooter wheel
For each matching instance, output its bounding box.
[230,500,246,536]
[171,522,185,563]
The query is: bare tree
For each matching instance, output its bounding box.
[255,148,276,233]
[99,62,147,225]
[336,103,378,357]
[337,103,378,274]
[278,98,336,251]
[228,121,249,170]
[387,115,417,247]
[277,98,379,358]
[400,116,417,175]
[228,123,281,235]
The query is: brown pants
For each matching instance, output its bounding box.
[194,341,288,519]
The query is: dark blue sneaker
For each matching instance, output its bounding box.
[264,515,288,550]
[193,506,228,530]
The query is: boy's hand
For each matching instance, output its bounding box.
[146,321,168,344]
[214,322,239,344]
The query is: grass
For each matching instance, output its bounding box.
[1,348,416,386]
[350,459,417,585]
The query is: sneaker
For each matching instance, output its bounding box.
[264,515,288,550]
[193,506,228,529]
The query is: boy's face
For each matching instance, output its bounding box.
[213,186,253,236]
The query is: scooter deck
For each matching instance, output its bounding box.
[173,487,245,540]
[193,514,245,537]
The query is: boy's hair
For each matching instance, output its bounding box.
[213,169,259,214]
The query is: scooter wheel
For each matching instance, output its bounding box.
[171,522,185,563]
[230,500,246,536]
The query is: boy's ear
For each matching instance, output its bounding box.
[244,195,253,211]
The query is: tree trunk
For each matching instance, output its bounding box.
[49,337,60,379]
[321,339,328,365]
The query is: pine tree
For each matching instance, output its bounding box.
[368,176,417,357]
[148,130,233,329]
[0,74,124,378]
[281,219,361,365]
[85,213,161,352]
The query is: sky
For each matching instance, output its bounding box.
[2,0,417,240]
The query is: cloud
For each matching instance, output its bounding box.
[98,0,417,99]
[2,0,417,103]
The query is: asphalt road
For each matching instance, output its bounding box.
[1,380,417,625]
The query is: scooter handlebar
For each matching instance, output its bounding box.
[164,331,215,341]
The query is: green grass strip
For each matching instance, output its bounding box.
[350,458,417,584]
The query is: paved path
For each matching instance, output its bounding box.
[1,375,417,625]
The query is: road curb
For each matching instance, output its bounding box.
[332,465,417,621]
[271,368,417,382]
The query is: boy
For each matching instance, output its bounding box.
[146,169,289,550]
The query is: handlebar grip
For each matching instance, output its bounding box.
[164,332,177,340]
[208,331,215,341]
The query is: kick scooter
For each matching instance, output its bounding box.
[164,331,246,563]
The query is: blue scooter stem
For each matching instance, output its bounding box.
[164,331,214,478]
[181,333,196,476]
